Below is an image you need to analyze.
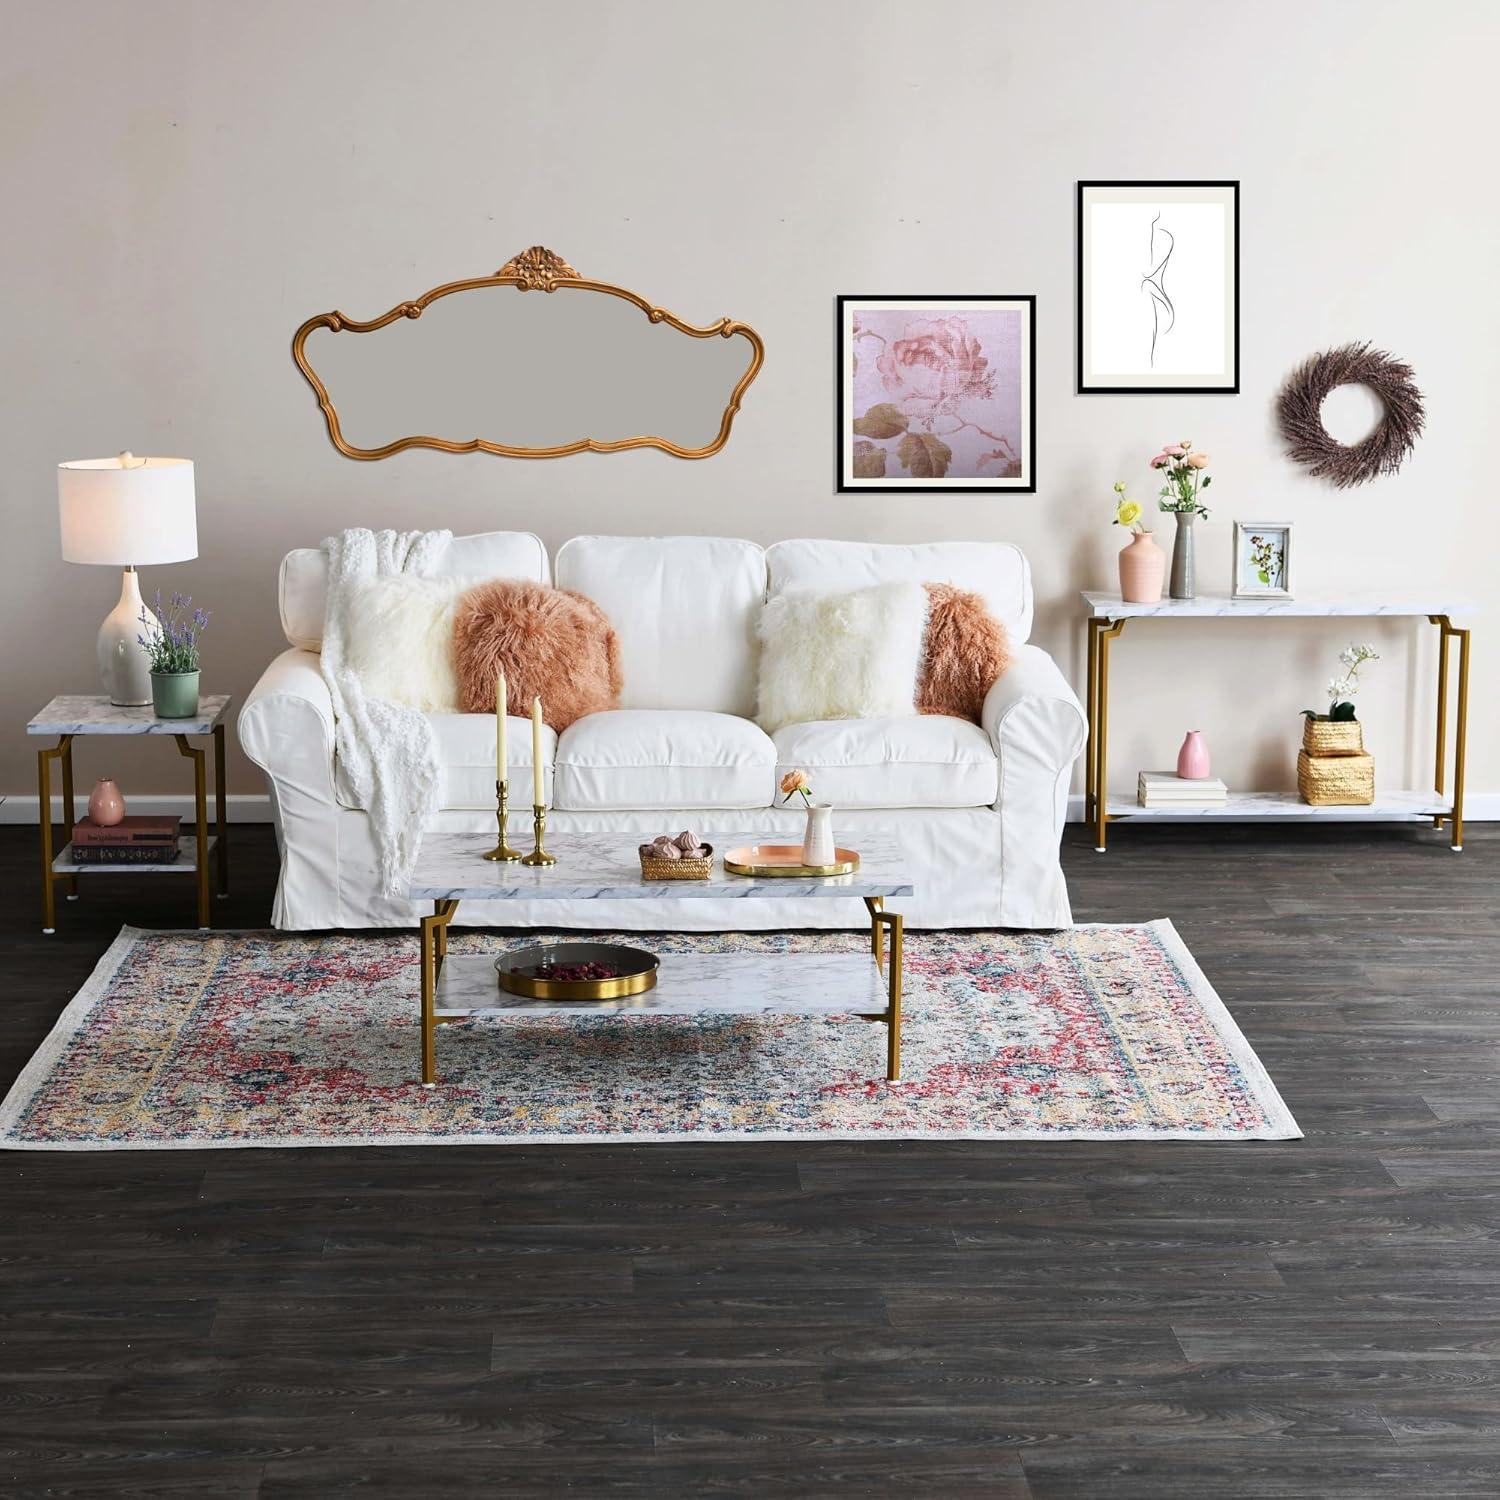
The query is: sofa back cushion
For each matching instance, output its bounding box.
[277,530,550,651]
[765,539,1033,644]
[554,536,766,715]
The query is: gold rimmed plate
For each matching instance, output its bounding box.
[495,942,659,1000]
[722,844,861,878]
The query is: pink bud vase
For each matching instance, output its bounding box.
[1118,530,1166,604]
[1176,731,1211,781]
[88,777,126,826]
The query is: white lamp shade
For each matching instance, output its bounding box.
[58,455,198,566]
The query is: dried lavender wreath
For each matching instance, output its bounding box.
[1277,342,1424,488]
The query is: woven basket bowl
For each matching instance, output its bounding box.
[639,844,714,881]
[1297,749,1374,806]
[1303,717,1364,756]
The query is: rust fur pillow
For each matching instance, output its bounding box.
[452,580,622,731]
[917,582,1013,723]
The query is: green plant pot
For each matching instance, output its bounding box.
[151,670,200,720]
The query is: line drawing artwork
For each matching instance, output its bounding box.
[1140,212,1175,367]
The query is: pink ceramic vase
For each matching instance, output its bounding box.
[1176,731,1211,781]
[88,777,126,826]
[1118,530,1166,604]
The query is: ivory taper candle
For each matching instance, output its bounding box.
[531,696,545,805]
[495,671,507,781]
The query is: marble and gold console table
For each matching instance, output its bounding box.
[1080,593,1473,853]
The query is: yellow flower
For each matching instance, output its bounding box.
[1116,500,1142,527]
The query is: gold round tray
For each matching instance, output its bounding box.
[494,942,659,1000]
[722,844,861,878]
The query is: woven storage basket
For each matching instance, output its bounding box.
[1303,717,1364,756]
[1297,749,1374,806]
[639,844,714,881]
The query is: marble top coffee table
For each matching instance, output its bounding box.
[406,831,914,1087]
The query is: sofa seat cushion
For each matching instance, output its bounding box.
[334,713,558,812]
[554,710,776,811]
[773,716,997,809]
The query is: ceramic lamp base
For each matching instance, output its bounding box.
[98,568,153,706]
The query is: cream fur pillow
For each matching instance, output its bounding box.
[341,575,470,712]
[757,580,929,732]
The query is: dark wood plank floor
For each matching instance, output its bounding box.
[2,821,1498,1497]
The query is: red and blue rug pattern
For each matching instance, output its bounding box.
[0,922,1298,1149]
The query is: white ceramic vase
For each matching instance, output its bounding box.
[801,803,835,867]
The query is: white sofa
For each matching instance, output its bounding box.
[240,534,1085,931]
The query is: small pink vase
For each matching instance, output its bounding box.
[88,778,126,826]
[1118,530,1166,604]
[1176,731,1211,781]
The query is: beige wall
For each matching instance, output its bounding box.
[3,0,1496,808]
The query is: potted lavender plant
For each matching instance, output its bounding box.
[138,591,210,719]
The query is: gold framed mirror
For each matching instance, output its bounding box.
[292,247,765,461]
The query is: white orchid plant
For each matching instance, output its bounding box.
[1304,643,1379,722]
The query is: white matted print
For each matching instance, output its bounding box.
[1078,182,1238,393]
[1232,521,1294,599]
[838,296,1035,492]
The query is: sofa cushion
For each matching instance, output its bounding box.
[773,716,998,809]
[342,575,470,712]
[554,709,776,811]
[335,712,558,812]
[766,539,1033,644]
[279,531,550,651]
[554,536,765,716]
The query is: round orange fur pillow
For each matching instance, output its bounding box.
[917,582,1013,723]
[452,580,622,731]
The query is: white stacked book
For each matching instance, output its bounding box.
[1138,771,1229,808]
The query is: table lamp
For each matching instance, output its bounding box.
[58,453,198,706]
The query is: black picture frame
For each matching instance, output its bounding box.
[1076,180,1240,395]
[836,294,1037,493]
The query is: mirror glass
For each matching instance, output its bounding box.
[299,273,761,459]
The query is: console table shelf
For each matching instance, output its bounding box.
[1080,593,1473,852]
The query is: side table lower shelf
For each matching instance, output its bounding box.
[1106,790,1453,826]
[48,837,221,931]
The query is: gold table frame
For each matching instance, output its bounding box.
[415,893,904,1087]
[35,722,229,932]
[1084,611,1471,852]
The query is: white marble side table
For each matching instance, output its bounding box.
[26,695,232,933]
[1080,592,1474,853]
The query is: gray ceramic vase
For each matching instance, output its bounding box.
[1169,512,1197,600]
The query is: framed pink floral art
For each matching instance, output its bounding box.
[837,295,1035,493]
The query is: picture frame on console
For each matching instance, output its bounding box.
[1077,180,1240,394]
[1232,521,1294,599]
[836,295,1035,493]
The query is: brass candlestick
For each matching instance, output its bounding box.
[482,779,523,862]
[521,803,557,866]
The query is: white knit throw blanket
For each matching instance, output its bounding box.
[320,527,453,895]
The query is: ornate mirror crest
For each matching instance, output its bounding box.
[292,247,765,461]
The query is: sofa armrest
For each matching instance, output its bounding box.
[238,648,336,803]
[981,645,1087,927]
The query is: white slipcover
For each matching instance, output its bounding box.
[241,533,1086,931]
[554,709,775,811]
[554,536,764,716]
[772,716,998,809]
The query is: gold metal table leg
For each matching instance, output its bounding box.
[1085,618,1100,824]
[1431,614,1449,828]
[864,898,903,1081]
[175,735,211,929]
[420,899,459,1085]
[1451,623,1470,852]
[36,735,73,933]
[1429,616,1471,852]
[213,724,229,897]
[1093,619,1125,852]
[59,736,78,901]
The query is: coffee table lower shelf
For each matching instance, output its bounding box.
[417,897,904,1086]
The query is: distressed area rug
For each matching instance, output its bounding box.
[0,923,1298,1149]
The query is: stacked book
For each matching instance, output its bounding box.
[1138,771,1228,808]
[71,815,182,864]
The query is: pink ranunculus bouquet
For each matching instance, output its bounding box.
[1151,439,1212,517]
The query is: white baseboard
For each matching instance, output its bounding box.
[4,790,1496,827]
[1066,792,1500,822]
[2,793,273,823]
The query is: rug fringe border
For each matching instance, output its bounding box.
[0,920,1302,1150]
